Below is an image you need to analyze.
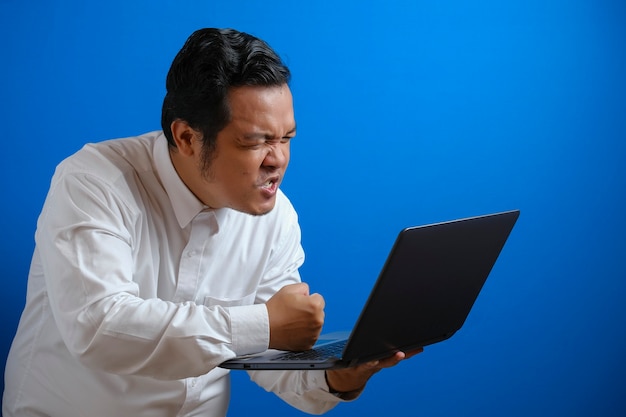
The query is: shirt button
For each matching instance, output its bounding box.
[187,250,197,257]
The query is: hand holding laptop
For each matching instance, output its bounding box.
[326,348,424,398]
[266,282,326,351]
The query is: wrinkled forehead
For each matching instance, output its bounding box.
[225,84,296,135]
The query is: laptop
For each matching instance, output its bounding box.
[219,209,520,370]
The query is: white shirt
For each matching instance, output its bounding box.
[3,131,340,416]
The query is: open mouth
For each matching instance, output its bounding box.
[260,177,279,191]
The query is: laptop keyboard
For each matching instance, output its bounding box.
[272,339,347,361]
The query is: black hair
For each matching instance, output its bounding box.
[161,28,291,150]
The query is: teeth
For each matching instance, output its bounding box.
[263,180,272,188]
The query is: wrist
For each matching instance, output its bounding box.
[324,371,365,400]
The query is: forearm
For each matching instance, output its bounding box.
[55,291,269,379]
[248,369,345,415]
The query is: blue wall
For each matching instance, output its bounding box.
[1,0,624,415]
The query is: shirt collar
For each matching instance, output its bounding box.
[153,132,228,230]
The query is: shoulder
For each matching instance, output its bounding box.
[222,189,300,239]
[56,131,160,179]
[45,131,164,213]
[270,189,299,225]
[276,188,296,211]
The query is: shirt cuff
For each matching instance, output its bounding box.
[322,371,364,401]
[228,303,269,356]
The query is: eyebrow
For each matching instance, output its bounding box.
[242,126,297,141]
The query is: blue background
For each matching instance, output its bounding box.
[1,0,625,416]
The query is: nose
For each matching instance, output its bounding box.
[263,141,290,169]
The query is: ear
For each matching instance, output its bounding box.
[170,120,200,157]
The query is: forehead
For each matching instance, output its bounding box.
[226,84,295,133]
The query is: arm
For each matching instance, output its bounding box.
[38,173,266,379]
[238,196,341,414]
[249,349,422,414]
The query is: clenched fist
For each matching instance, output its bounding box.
[265,283,325,351]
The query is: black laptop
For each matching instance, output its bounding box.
[219,209,520,370]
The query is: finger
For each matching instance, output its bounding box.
[378,348,423,365]
[368,352,406,370]
[404,347,424,360]
[309,293,325,309]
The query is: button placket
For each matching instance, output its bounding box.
[176,377,203,417]
[173,212,214,302]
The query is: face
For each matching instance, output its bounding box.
[171,84,296,215]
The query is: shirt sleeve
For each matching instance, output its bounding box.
[248,369,346,414]
[36,172,263,380]
[243,194,346,414]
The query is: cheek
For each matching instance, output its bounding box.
[233,153,266,177]
[285,146,291,164]
[210,148,267,182]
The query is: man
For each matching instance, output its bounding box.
[3,28,415,416]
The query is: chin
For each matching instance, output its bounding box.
[241,207,273,217]
[250,209,273,217]
[236,200,276,217]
